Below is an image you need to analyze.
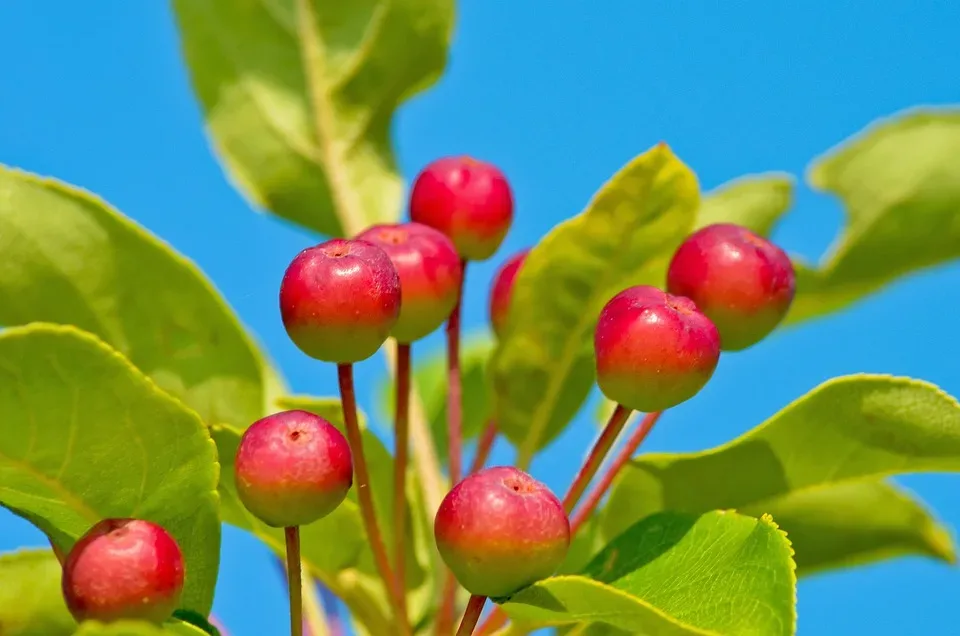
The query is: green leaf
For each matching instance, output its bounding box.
[788,109,960,323]
[502,511,796,636]
[0,165,267,432]
[756,479,955,575]
[71,620,209,636]
[0,324,221,615]
[601,374,960,576]
[0,549,76,636]
[171,0,454,237]
[492,144,700,463]
[377,334,494,462]
[694,173,794,236]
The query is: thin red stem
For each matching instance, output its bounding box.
[469,420,498,475]
[475,609,507,636]
[337,364,409,634]
[456,595,488,636]
[446,259,467,485]
[571,411,663,533]
[436,572,459,636]
[284,527,303,636]
[394,343,411,622]
[561,404,633,514]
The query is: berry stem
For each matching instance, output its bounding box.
[446,259,467,485]
[570,411,662,533]
[456,595,488,636]
[284,527,303,636]
[469,420,498,475]
[337,364,409,633]
[393,342,412,622]
[561,404,632,514]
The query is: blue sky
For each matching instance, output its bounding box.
[2,2,960,635]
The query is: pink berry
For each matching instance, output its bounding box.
[595,285,721,412]
[488,249,529,340]
[355,222,463,343]
[409,156,514,261]
[279,238,401,362]
[234,410,353,528]
[667,223,796,351]
[61,519,185,624]
[434,466,570,598]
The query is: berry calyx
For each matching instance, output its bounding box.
[355,222,463,343]
[61,518,185,624]
[489,249,529,339]
[594,285,720,412]
[434,466,570,599]
[409,156,514,261]
[667,223,796,351]
[235,410,353,528]
[279,238,401,362]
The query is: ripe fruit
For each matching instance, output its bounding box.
[434,466,570,599]
[279,238,401,362]
[409,156,514,261]
[235,410,353,528]
[667,223,796,351]
[355,222,463,343]
[61,518,185,624]
[594,285,720,412]
[488,249,529,339]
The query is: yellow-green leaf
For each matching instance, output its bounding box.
[492,144,700,465]
[0,550,76,636]
[171,0,454,237]
[789,109,960,323]
[0,165,267,432]
[601,375,960,577]
[695,173,794,236]
[0,325,221,614]
[503,511,796,635]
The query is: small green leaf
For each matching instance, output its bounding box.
[0,549,76,636]
[0,324,221,614]
[788,109,960,323]
[755,480,955,575]
[502,511,796,636]
[0,165,268,432]
[695,173,794,236]
[71,620,210,636]
[171,0,454,237]
[377,334,494,462]
[492,144,700,463]
[601,375,960,576]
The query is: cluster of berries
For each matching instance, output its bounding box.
[55,156,794,635]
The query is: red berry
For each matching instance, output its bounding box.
[355,222,463,343]
[434,466,570,598]
[61,519,185,624]
[235,410,353,528]
[667,223,795,351]
[409,156,514,261]
[488,249,529,340]
[595,285,720,412]
[280,238,401,362]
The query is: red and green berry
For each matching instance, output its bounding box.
[489,249,529,339]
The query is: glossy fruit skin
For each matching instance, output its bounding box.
[355,222,463,343]
[409,156,514,261]
[667,223,795,351]
[595,285,721,412]
[488,249,529,340]
[434,466,570,599]
[235,410,353,528]
[280,238,401,362]
[61,518,185,624]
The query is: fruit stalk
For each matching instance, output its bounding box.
[562,404,632,513]
[393,342,412,620]
[570,411,662,532]
[337,364,408,632]
[456,595,488,636]
[284,527,304,636]
[469,420,498,475]
[447,259,467,485]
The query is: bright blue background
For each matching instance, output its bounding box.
[1,2,959,634]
